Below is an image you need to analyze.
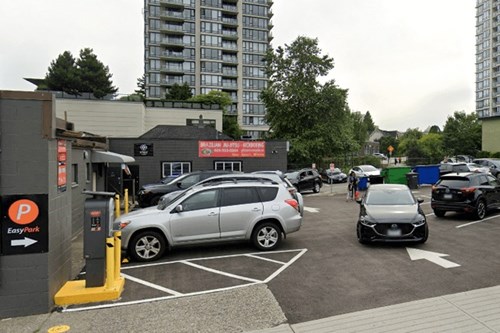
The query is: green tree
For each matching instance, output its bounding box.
[165,82,193,100]
[418,133,444,164]
[378,136,399,157]
[363,111,376,134]
[398,128,424,165]
[76,48,117,98]
[134,74,146,100]
[189,90,243,139]
[350,111,369,149]
[261,36,355,164]
[442,111,482,156]
[44,51,80,96]
[428,125,441,134]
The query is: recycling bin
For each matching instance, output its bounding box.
[382,166,412,184]
[358,176,369,191]
[413,165,440,185]
[406,172,419,190]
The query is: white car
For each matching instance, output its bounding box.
[466,163,491,174]
[349,165,381,178]
[373,153,387,160]
[115,180,303,262]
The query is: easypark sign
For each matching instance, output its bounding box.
[1,194,48,255]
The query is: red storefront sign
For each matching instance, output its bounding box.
[199,141,266,158]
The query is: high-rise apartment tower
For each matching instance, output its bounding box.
[144,0,273,139]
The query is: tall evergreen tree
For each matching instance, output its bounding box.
[44,51,79,95]
[363,111,376,134]
[165,82,193,100]
[76,48,117,98]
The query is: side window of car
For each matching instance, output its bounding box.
[221,187,260,206]
[180,174,201,188]
[486,175,499,186]
[476,175,487,186]
[257,187,279,202]
[300,172,306,179]
[180,189,218,212]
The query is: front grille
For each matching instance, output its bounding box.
[375,223,414,235]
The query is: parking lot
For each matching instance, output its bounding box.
[65,184,500,325]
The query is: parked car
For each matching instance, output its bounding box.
[114,180,303,262]
[439,162,469,176]
[431,172,500,220]
[466,163,491,174]
[285,168,323,193]
[159,172,305,216]
[373,153,388,160]
[473,158,500,179]
[321,168,348,184]
[356,184,428,244]
[455,155,475,163]
[348,165,381,178]
[137,170,235,207]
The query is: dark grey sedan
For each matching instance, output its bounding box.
[356,184,428,244]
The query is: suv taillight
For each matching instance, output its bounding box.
[460,187,476,194]
[285,199,299,211]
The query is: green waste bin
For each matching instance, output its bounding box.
[382,166,412,184]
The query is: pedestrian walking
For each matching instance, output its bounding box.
[347,171,358,201]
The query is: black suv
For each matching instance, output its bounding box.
[473,158,500,179]
[431,172,500,220]
[137,170,234,207]
[284,168,323,193]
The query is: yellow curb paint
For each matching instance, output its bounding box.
[48,325,70,333]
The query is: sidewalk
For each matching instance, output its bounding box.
[249,285,500,333]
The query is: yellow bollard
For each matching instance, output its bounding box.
[114,231,122,281]
[115,194,120,218]
[105,237,115,290]
[124,189,129,214]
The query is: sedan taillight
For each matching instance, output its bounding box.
[285,199,299,211]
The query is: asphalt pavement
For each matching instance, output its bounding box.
[1,183,500,333]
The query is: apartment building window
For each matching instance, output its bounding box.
[149,86,161,98]
[243,103,266,115]
[201,74,222,86]
[149,5,160,17]
[150,59,160,70]
[187,118,216,128]
[201,22,222,34]
[202,48,222,60]
[149,46,160,57]
[150,72,160,84]
[72,164,78,186]
[150,32,161,44]
[243,4,268,16]
[243,79,267,90]
[162,162,191,178]
[215,161,242,171]
[243,29,268,41]
[202,61,222,73]
[243,16,268,29]
[201,35,222,47]
[243,66,265,77]
[243,54,265,65]
[243,42,268,53]
[243,91,260,102]
[149,19,160,30]
[201,8,222,21]
[183,61,195,73]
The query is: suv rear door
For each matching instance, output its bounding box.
[219,186,264,238]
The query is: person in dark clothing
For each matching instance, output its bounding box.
[347,171,358,201]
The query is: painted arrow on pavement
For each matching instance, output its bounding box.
[303,207,319,213]
[11,237,38,248]
[406,248,460,269]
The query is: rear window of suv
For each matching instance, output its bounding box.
[438,176,479,188]
[257,187,279,202]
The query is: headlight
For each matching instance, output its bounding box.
[412,216,426,227]
[359,216,376,227]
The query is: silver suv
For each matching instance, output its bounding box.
[114,180,303,262]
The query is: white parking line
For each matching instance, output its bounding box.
[181,260,261,283]
[120,272,183,296]
[456,214,500,229]
[62,249,308,313]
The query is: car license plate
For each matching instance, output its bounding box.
[387,229,401,237]
[443,194,452,200]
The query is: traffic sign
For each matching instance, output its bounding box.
[1,194,48,255]
[387,145,394,153]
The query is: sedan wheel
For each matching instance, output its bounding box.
[253,223,282,251]
[475,199,487,220]
[357,224,369,245]
[313,182,321,193]
[130,231,166,262]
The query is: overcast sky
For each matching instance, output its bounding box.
[0,0,476,132]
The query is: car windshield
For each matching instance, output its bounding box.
[285,171,299,179]
[157,189,189,210]
[365,189,415,205]
[362,165,377,172]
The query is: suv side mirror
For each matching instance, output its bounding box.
[417,198,424,204]
[175,204,183,213]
